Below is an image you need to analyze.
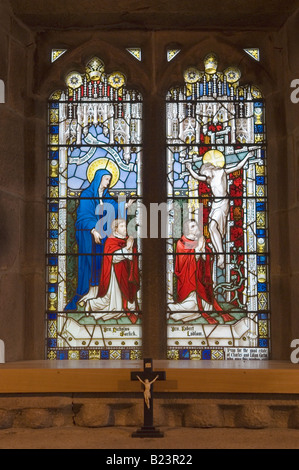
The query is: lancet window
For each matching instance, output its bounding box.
[47,58,143,360]
[166,53,269,361]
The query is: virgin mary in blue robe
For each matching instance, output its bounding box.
[65,168,126,311]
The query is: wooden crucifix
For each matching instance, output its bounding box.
[131,358,166,438]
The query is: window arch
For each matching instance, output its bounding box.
[46,57,143,360]
[166,53,269,361]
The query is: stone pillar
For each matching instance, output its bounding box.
[276,9,299,358]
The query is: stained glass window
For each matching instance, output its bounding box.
[47,57,143,360]
[51,49,67,63]
[126,48,142,61]
[167,49,181,62]
[166,53,269,361]
[244,48,260,62]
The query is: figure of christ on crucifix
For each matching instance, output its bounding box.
[136,375,159,409]
[186,149,258,269]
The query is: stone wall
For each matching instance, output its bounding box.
[1,394,299,429]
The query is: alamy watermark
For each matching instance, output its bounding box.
[94,198,204,239]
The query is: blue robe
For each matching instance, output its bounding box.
[65,169,126,311]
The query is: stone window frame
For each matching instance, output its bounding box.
[26,32,285,361]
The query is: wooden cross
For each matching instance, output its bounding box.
[131,358,166,438]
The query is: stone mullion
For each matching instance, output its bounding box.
[141,88,167,359]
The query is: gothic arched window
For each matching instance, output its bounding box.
[47,58,143,360]
[166,53,269,361]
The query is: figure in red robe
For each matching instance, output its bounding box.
[84,219,139,324]
[169,219,234,325]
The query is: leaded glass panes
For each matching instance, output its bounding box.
[244,48,260,62]
[51,49,67,63]
[166,53,269,361]
[126,48,142,61]
[47,57,142,360]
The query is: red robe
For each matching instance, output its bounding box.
[98,236,139,324]
[175,236,222,312]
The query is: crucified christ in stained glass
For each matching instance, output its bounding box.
[186,150,259,269]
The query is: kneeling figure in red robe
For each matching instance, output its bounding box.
[85,218,139,324]
[168,219,234,325]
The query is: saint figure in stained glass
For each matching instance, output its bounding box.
[168,219,234,325]
[65,169,128,311]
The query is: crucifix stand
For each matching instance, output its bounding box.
[131,358,166,438]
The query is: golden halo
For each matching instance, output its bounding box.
[203,149,225,168]
[87,158,120,188]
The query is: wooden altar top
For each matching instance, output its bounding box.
[0,360,299,394]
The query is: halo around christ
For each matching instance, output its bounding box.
[87,158,120,188]
[203,149,225,168]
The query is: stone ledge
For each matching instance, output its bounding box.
[1,397,299,429]
[1,360,299,394]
